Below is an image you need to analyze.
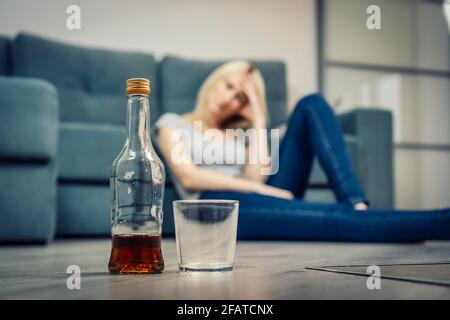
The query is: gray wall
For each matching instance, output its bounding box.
[322,0,450,209]
[0,0,318,109]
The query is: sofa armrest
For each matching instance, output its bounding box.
[337,108,394,208]
[0,76,58,160]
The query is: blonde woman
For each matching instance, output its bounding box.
[155,60,450,241]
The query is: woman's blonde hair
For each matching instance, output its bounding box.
[194,60,268,129]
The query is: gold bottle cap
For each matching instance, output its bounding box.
[126,78,151,95]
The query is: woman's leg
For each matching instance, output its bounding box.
[265,95,314,198]
[267,93,368,206]
[200,191,450,242]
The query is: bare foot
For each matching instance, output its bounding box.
[354,202,368,211]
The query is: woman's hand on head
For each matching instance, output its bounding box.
[240,77,266,129]
[252,183,294,200]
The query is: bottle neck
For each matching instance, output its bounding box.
[125,94,151,151]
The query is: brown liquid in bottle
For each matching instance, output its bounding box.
[108,234,164,274]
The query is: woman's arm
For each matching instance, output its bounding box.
[240,77,271,183]
[243,124,271,183]
[157,126,293,199]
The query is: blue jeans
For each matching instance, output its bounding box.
[200,94,450,242]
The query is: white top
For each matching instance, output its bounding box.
[154,113,245,200]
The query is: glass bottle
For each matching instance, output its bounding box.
[108,78,165,274]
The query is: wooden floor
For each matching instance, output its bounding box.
[0,239,449,299]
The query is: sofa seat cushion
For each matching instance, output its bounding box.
[0,163,56,243]
[58,122,125,181]
[0,35,11,76]
[57,183,110,236]
[159,56,288,128]
[57,183,179,237]
[0,77,58,160]
[12,32,158,125]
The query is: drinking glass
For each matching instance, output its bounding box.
[173,200,239,272]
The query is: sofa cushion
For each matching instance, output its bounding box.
[57,183,110,236]
[12,33,158,125]
[57,183,178,237]
[0,35,11,75]
[0,163,56,243]
[0,77,58,160]
[58,122,125,181]
[159,56,288,128]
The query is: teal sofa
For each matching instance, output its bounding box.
[0,33,393,242]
